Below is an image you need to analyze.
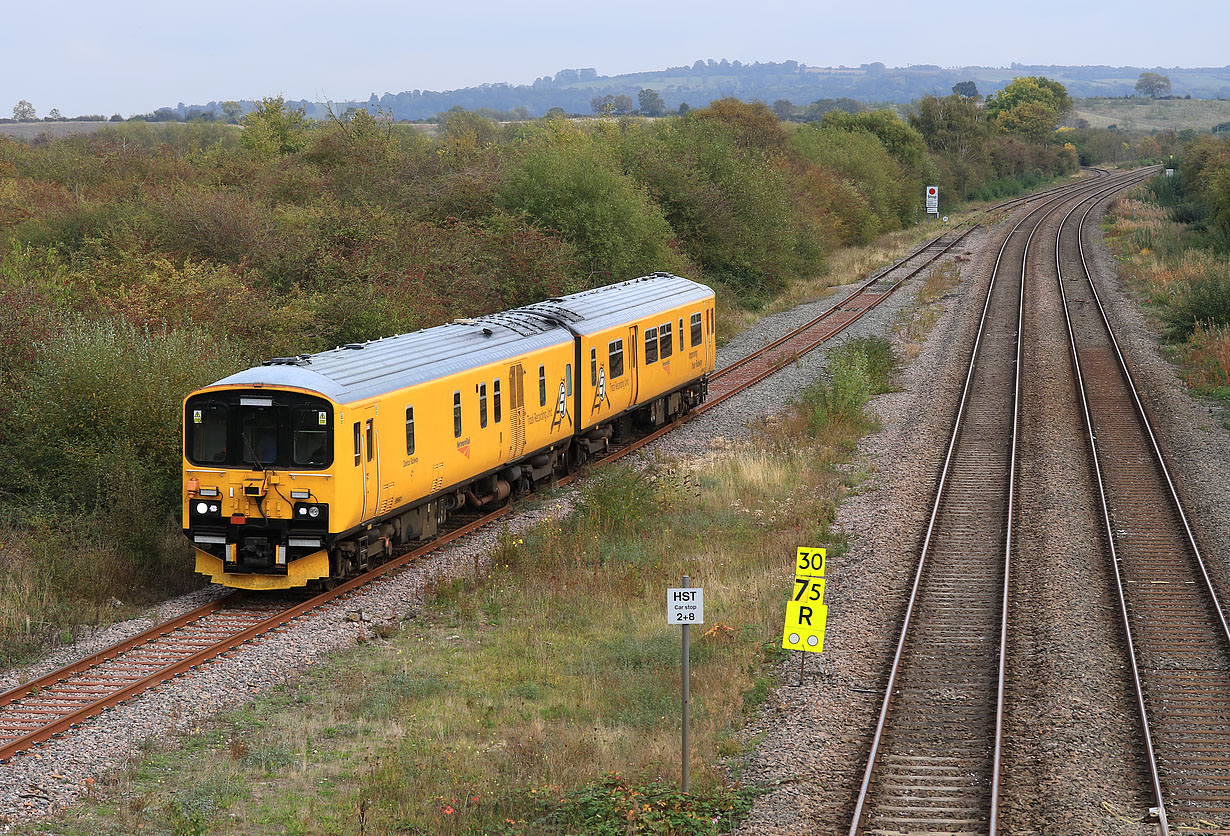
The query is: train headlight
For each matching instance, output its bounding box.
[308,505,320,518]
[196,501,208,515]
[298,507,308,516]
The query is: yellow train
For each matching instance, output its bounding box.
[182,273,716,590]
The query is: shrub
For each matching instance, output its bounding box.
[802,337,896,437]
[499,126,682,283]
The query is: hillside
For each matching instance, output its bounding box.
[1067,97,1230,131]
[158,61,1230,122]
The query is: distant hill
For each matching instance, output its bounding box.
[161,61,1230,122]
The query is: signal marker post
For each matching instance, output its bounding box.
[783,547,828,685]
[668,577,703,793]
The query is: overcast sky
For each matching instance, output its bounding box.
[6,0,1229,117]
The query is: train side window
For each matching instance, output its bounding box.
[565,364,572,396]
[353,422,361,466]
[453,391,462,438]
[493,380,502,423]
[365,420,373,462]
[405,406,415,455]
[691,312,702,346]
[538,365,547,407]
[660,322,673,359]
[590,347,597,386]
[644,327,658,364]
[479,382,488,429]
[609,339,624,378]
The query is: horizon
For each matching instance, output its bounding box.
[7,0,1230,117]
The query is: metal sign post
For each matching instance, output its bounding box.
[667,577,704,793]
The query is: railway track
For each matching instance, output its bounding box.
[0,170,1116,764]
[1056,175,1230,834]
[846,168,1154,836]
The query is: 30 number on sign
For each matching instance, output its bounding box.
[795,547,826,578]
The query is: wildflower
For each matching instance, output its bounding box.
[442,805,455,815]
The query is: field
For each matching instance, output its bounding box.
[1068,98,1230,132]
[0,122,121,140]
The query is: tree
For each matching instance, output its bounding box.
[985,77,1071,139]
[12,100,35,121]
[110,113,123,122]
[637,88,667,117]
[952,81,979,99]
[47,108,62,120]
[612,95,635,115]
[1135,72,1171,98]
[219,101,243,123]
[677,102,690,116]
[772,99,798,120]
[239,95,309,159]
[591,95,615,116]
[545,106,567,119]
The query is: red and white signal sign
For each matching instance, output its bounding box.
[925,185,939,214]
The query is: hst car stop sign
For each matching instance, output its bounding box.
[925,186,939,214]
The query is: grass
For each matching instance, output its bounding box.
[15,336,899,836]
[715,222,958,346]
[1068,98,1230,132]
[895,261,964,359]
[1105,184,1230,424]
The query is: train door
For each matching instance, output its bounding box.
[629,324,639,405]
[358,404,378,521]
[508,363,526,460]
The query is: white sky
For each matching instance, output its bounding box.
[5,0,1229,117]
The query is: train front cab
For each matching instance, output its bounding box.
[183,386,338,590]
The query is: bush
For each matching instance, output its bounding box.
[2,316,246,560]
[1162,270,1230,340]
[498,125,682,283]
[802,337,896,436]
[622,117,806,294]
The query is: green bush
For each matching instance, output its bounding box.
[803,337,896,435]
[622,117,806,294]
[790,125,913,236]
[1162,270,1230,340]
[499,127,682,283]
[2,316,246,557]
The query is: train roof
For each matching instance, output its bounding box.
[516,272,713,336]
[203,273,711,404]
[208,315,570,404]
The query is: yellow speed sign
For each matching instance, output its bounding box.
[782,600,827,653]
[795,547,826,578]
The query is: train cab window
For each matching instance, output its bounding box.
[590,348,598,386]
[660,322,673,359]
[538,365,547,407]
[493,380,502,423]
[453,391,462,438]
[190,402,228,464]
[644,327,658,364]
[353,422,361,466]
[241,410,279,466]
[405,406,415,455]
[365,420,373,462]
[565,364,572,396]
[479,382,488,429]
[691,312,703,347]
[292,408,329,466]
[609,339,624,379]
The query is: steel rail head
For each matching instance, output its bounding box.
[847,171,1128,836]
[1052,167,1172,836]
